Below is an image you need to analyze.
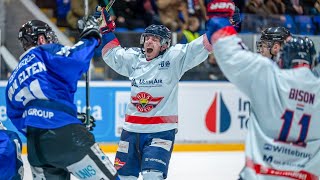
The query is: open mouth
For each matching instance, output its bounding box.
[146,48,153,53]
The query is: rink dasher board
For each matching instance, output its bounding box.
[0,81,249,146]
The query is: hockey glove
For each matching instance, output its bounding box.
[95,6,116,34]
[78,15,102,42]
[206,0,235,18]
[230,6,241,32]
[77,112,96,131]
[205,0,236,43]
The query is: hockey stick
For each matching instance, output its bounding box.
[83,0,116,126]
[105,0,116,12]
[84,0,91,126]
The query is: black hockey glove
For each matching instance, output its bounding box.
[78,15,102,43]
[77,112,96,131]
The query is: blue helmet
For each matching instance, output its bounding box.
[18,20,58,50]
[140,24,172,47]
[278,36,313,69]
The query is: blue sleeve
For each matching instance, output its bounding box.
[39,38,99,83]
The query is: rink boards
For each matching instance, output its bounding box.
[0,81,248,151]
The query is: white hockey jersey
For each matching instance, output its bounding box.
[102,35,211,133]
[214,34,320,180]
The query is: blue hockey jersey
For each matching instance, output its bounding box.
[0,130,23,180]
[5,38,98,135]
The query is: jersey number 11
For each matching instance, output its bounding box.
[277,109,311,147]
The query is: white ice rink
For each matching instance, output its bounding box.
[22,151,245,180]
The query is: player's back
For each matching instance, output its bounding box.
[255,67,320,141]
[242,67,320,179]
[212,29,320,180]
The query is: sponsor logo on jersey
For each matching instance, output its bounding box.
[205,92,231,133]
[22,108,54,119]
[75,165,97,179]
[158,60,170,70]
[131,78,163,87]
[131,92,163,113]
[263,143,312,160]
[114,158,126,170]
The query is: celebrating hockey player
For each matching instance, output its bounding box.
[206,1,320,179]
[5,18,119,179]
[93,1,233,178]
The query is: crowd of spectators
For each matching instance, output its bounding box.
[32,0,320,81]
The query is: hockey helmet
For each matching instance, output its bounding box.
[140,24,172,47]
[257,27,291,53]
[18,20,58,50]
[304,36,317,66]
[277,36,313,69]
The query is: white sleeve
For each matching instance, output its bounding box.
[213,35,278,98]
[102,47,139,77]
[169,35,211,79]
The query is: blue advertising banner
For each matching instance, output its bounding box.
[0,81,131,143]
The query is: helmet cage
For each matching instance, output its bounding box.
[257,27,290,54]
[140,33,171,47]
[140,24,172,48]
[256,40,274,53]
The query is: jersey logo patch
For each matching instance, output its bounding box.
[131,92,163,113]
[158,60,170,70]
[114,158,126,170]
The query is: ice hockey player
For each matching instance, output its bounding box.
[6,17,119,179]
[207,1,320,179]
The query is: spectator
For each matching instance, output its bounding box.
[233,0,245,12]
[314,0,320,14]
[244,0,272,16]
[66,0,98,30]
[156,0,189,31]
[265,0,286,15]
[144,0,161,25]
[302,0,319,15]
[178,15,204,44]
[55,0,71,27]
[112,0,146,30]
[284,0,303,15]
